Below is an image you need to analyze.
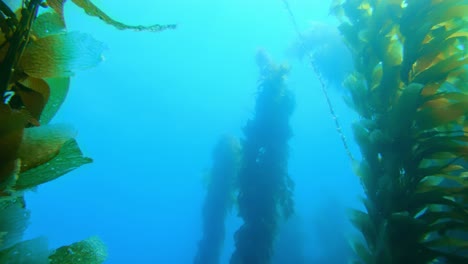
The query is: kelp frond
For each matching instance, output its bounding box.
[48,236,108,264]
[231,51,295,264]
[332,0,468,263]
[0,0,166,262]
[46,0,177,32]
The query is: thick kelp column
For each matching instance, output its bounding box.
[194,135,240,264]
[0,0,174,262]
[331,0,468,263]
[230,51,295,264]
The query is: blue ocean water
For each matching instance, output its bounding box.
[23,0,364,263]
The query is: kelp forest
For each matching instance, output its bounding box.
[0,0,174,262]
[1,0,467,263]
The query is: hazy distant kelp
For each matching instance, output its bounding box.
[272,216,307,264]
[194,135,241,264]
[331,0,468,263]
[230,50,295,264]
[273,199,352,264]
[308,197,353,263]
[287,21,354,88]
[0,0,174,262]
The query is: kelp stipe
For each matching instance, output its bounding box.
[230,50,295,264]
[282,0,355,162]
[331,0,468,263]
[0,0,175,262]
[194,135,241,264]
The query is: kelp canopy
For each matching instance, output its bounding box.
[331,0,468,263]
[0,0,174,262]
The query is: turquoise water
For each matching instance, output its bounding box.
[23,0,363,263]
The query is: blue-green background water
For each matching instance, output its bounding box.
[24,0,363,263]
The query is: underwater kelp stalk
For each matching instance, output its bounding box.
[194,135,241,264]
[230,50,295,264]
[331,0,468,263]
[0,0,175,262]
[286,20,354,88]
[282,0,355,162]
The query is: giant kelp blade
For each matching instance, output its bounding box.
[48,236,107,264]
[14,139,92,190]
[40,77,70,124]
[32,10,66,37]
[17,124,76,172]
[423,237,468,261]
[348,209,376,248]
[350,240,372,264]
[0,105,29,186]
[0,197,29,251]
[45,0,66,25]
[0,236,49,264]
[14,77,51,122]
[71,0,176,32]
[19,31,105,78]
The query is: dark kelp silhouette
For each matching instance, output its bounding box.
[230,50,295,264]
[194,135,241,264]
[331,0,468,263]
[0,0,174,262]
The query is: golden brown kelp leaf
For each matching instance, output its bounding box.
[48,236,107,264]
[19,31,105,78]
[32,10,66,37]
[17,124,76,172]
[14,139,92,190]
[416,92,468,129]
[12,77,50,122]
[71,0,176,32]
[40,77,70,124]
[0,104,29,187]
[29,11,69,124]
[45,0,66,25]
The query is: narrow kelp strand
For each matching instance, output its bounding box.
[281,0,355,162]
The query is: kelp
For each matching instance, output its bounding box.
[331,0,468,263]
[48,236,108,264]
[0,237,49,263]
[19,31,106,78]
[0,197,29,251]
[46,0,177,32]
[0,0,42,95]
[0,4,100,187]
[1,0,172,261]
[194,135,241,264]
[0,1,100,261]
[230,50,295,264]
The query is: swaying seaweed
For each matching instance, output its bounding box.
[230,50,295,264]
[331,0,468,263]
[0,0,175,262]
[194,135,241,264]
